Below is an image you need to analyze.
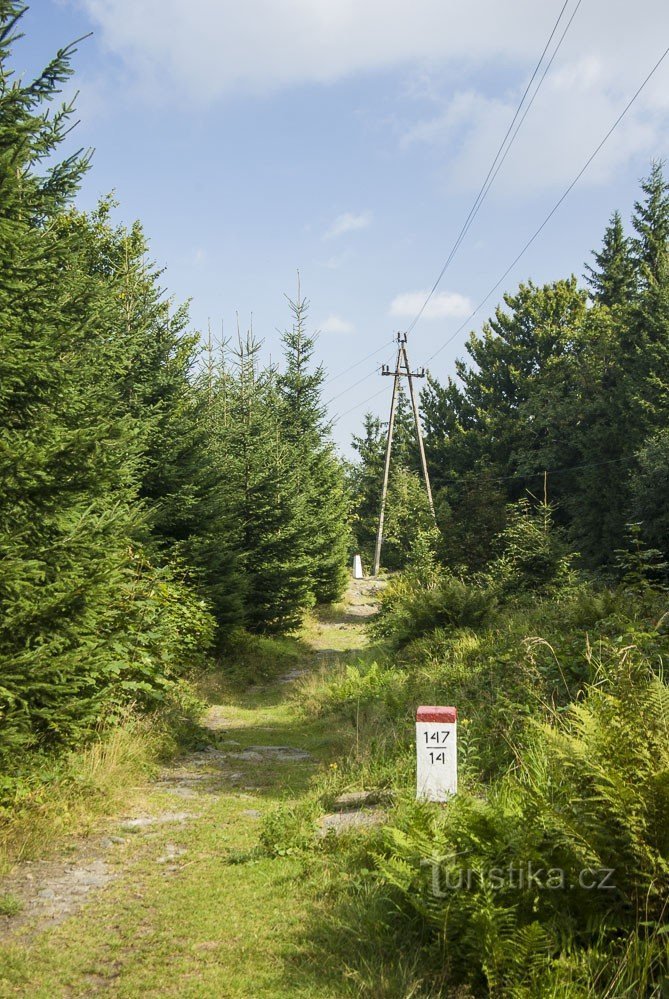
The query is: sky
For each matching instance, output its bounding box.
[18,0,669,452]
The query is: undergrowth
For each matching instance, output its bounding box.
[0,680,207,874]
[261,504,669,996]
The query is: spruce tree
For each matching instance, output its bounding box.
[349,413,385,567]
[221,334,313,633]
[584,210,636,307]
[277,291,350,603]
[57,202,244,635]
[0,8,215,764]
[631,161,669,288]
[631,429,669,563]
[348,387,430,572]
[0,9,145,753]
[628,162,669,438]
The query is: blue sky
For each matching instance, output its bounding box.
[20,0,669,451]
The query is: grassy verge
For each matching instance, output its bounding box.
[0,680,207,877]
[261,562,669,996]
[0,589,435,997]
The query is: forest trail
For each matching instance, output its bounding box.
[0,578,382,998]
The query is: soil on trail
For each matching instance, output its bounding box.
[0,577,381,998]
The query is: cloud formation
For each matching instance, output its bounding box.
[324,212,372,240]
[320,314,355,334]
[78,0,669,191]
[402,51,669,194]
[79,0,540,98]
[389,290,473,321]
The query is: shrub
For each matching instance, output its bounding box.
[484,499,577,600]
[373,642,669,995]
[0,554,215,773]
[372,572,496,648]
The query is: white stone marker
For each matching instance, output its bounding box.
[416,706,457,801]
[353,554,364,579]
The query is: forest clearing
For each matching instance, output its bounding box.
[2,1,669,995]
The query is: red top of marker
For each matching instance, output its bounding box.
[416,706,457,723]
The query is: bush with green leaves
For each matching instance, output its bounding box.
[484,498,577,599]
[0,553,215,781]
[372,567,496,649]
[373,640,669,996]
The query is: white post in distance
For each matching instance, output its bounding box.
[416,706,457,801]
[352,554,364,579]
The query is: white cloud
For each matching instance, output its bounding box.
[78,0,541,99]
[389,290,473,321]
[324,211,372,240]
[77,0,669,104]
[402,55,668,194]
[77,0,669,190]
[323,253,348,270]
[320,314,355,334]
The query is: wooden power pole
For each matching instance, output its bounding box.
[372,332,436,576]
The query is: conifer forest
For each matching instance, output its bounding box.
[1,3,669,996]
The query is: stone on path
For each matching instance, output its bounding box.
[226,746,311,762]
[120,811,193,831]
[318,809,386,836]
[332,790,381,811]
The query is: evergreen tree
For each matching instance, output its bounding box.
[277,291,350,603]
[0,8,215,764]
[219,334,313,633]
[630,429,669,564]
[628,163,669,439]
[0,11,153,755]
[631,160,669,287]
[349,413,385,567]
[56,202,244,634]
[382,466,434,571]
[584,210,636,306]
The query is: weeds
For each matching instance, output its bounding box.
[0,682,206,873]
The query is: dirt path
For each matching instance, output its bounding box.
[0,578,380,998]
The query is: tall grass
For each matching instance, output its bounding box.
[0,682,206,874]
[273,511,669,996]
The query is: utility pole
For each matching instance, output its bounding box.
[372,332,436,576]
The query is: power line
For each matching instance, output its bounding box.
[424,40,669,367]
[330,41,669,431]
[325,0,577,397]
[331,384,389,425]
[325,363,386,406]
[489,451,640,484]
[406,0,578,334]
[324,336,395,387]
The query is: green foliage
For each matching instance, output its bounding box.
[0,13,199,762]
[299,570,669,996]
[260,798,321,857]
[207,333,314,634]
[0,894,22,916]
[372,571,495,648]
[277,291,351,603]
[347,413,385,565]
[218,629,307,686]
[485,499,576,599]
[382,466,435,572]
[584,209,636,307]
[614,521,668,590]
[349,388,433,572]
[373,647,669,995]
[395,165,669,575]
[0,9,352,794]
[631,428,669,561]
